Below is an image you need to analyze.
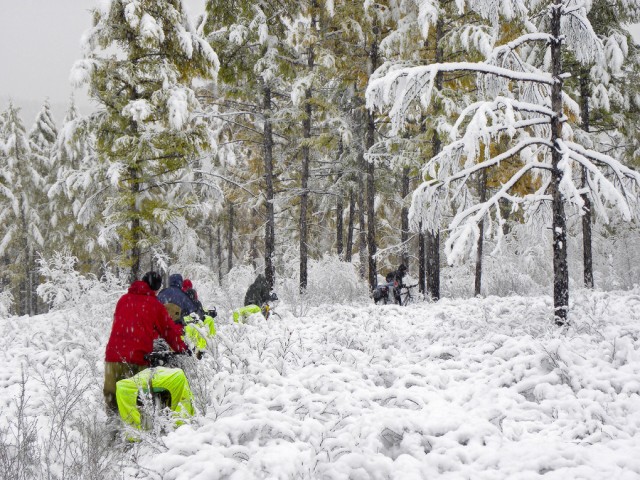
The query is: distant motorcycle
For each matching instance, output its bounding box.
[372,281,395,305]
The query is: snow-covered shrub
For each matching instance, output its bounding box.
[278,255,370,316]
[212,264,260,319]
[590,221,640,291]
[37,250,125,312]
[0,289,13,318]
[441,263,475,298]
[308,255,370,304]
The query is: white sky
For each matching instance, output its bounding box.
[0,0,639,126]
[0,0,205,125]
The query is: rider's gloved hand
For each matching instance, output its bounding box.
[207,307,217,318]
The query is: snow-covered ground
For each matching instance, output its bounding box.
[2,288,640,479]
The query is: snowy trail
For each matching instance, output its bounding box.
[2,290,640,479]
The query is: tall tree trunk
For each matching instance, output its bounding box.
[336,142,344,259]
[346,189,355,262]
[128,164,141,283]
[300,89,311,292]
[475,168,487,296]
[579,69,594,289]
[30,251,39,315]
[217,223,223,285]
[366,36,379,289]
[426,131,442,300]
[426,230,440,300]
[300,8,316,293]
[550,0,569,325]
[227,202,234,274]
[426,18,444,301]
[418,226,425,294]
[401,167,410,267]
[208,225,215,272]
[263,85,276,289]
[337,195,344,258]
[358,171,367,279]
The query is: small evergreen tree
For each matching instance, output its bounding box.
[71,0,219,280]
[0,104,44,315]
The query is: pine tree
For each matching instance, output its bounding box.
[50,98,102,270]
[70,0,219,280]
[368,0,640,323]
[0,104,44,315]
[565,1,640,288]
[27,100,58,312]
[200,0,297,288]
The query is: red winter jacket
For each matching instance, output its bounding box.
[105,280,187,365]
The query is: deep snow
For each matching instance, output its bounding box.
[2,288,640,479]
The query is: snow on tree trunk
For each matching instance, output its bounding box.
[418,223,426,294]
[550,0,569,325]
[336,143,345,259]
[475,168,487,297]
[579,70,594,289]
[358,169,367,279]
[346,190,355,263]
[300,80,312,293]
[401,166,410,267]
[263,85,276,289]
[227,202,234,274]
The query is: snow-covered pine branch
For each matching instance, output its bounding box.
[367,61,555,134]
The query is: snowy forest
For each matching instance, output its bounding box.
[0,0,637,321]
[2,0,640,478]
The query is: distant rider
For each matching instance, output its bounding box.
[157,273,198,324]
[386,263,407,304]
[234,273,277,322]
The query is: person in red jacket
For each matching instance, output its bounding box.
[103,271,188,415]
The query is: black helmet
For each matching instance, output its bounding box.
[142,271,162,291]
[398,264,407,273]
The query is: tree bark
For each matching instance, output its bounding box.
[366,35,379,289]
[346,189,355,262]
[579,70,594,289]
[300,90,311,292]
[418,226,426,294]
[358,171,367,279]
[474,168,487,296]
[128,164,141,283]
[208,226,214,272]
[336,143,344,259]
[425,17,444,301]
[227,202,234,274]
[263,85,276,289]
[427,131,442,300]
[217,223,223,285]
[550,0,569,325]
[426,230,440,300]
[337,196,344,259]
[299,7,316,293]
[401,167,410,267]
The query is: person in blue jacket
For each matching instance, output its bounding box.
[157,273,198,324]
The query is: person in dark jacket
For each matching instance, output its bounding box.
[385,264,408,304]
[103,271,188,415]
[181,277,217,320]
[244,274,271,307]
[157,273,198,323]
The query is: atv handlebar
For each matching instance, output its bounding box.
[144,349,192,367]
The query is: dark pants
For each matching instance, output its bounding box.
[103,362,145,416]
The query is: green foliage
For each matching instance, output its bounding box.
[72,0,220,276]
